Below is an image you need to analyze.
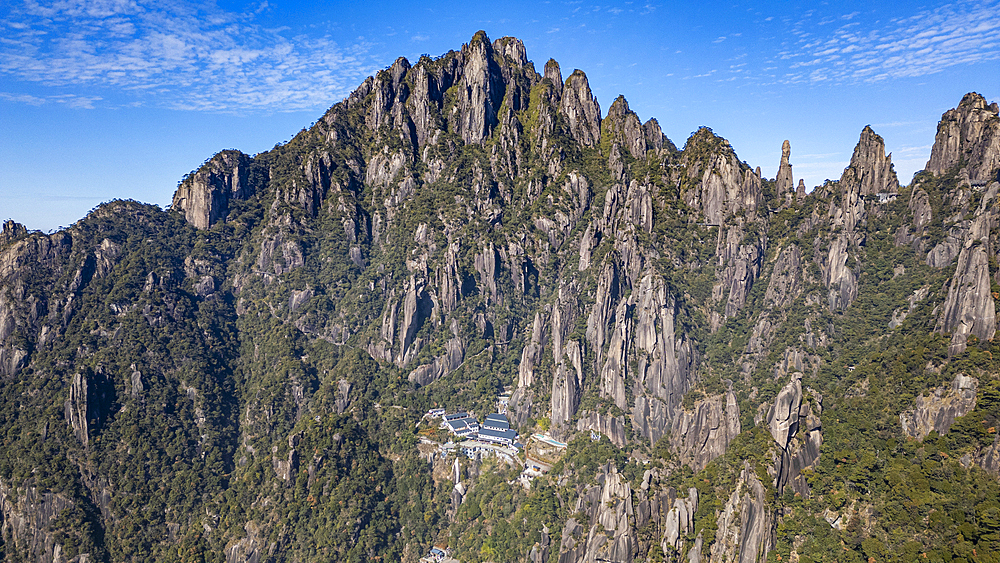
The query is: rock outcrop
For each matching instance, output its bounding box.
[710,462,774,563]
[453,33,508,145]
[551,340,584,431]
[0,230,73,378]
[841,127,899,204]
[935,207,996,354]
[767,375,802,450]
[681,128,765,228]
[224,521,265,563]
[519,310,549,388]
[172,150,256,230]
[763,245,802,310]
[823,233,858,312]
[576,412,628,447]
[769,381,823,497]
[64,371,89,446]
[603,96,647,160]
[676,128,767,329]
[661,487,699,556]
[1,220,27,246]
[0,480,90,563]
[557,464,636,563]
[900,374,978,440]
[669,391,741,472]
[630,274,697,443]
[408,333,465,385]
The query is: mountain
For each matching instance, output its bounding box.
[1,31,999,563]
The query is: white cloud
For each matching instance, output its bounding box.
[779,0,1000,85]
[0,91,47,105]
[0,0,383,112]
[1,91,102,108]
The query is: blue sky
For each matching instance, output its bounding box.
[2,0,998,231]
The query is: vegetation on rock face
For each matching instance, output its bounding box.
[1,32,999,563]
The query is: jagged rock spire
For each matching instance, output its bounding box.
[544,58,563,100]
[456,31,504,144]
[776,140,794,194]
[843,126,898,198]
[603,95,646,159]
[833,126,898,232]
[561,70,602,147]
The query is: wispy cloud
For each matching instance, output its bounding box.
[0,91,102,108]
[0,0,383,112]
[686,69,717,79]
[779,0,1000,85]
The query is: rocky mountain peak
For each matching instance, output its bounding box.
[38,39,1000,563]
[955,91,999,116]
[492,36,529,66]
[838,125,898,207]
[467,29,491,49]
[1,220,27,246]
[679,126,762,226]
[926,91,1000,184]
[455,32,505,144]
[172,149,256,229]
[603,95,647,159]
[390,56,410,85]
[561,69,602,148]
[682,126,734,158]
[642,117,669,153]
[543,59,563,99]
